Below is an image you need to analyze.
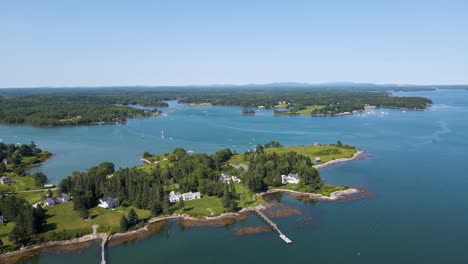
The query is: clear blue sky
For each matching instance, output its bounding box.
[1,0,467,87]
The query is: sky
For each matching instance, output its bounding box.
[1,0,467,88]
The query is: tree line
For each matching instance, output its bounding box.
[0,87,432,126]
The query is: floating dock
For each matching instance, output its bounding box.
[254,210,292,244]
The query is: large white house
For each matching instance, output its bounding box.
[281,173,300,184]
[219,173,231,183]
[169,191,201,203]
[98,197,120,209]
[219,173,241,184]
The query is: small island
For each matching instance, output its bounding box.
[0,141,362,261]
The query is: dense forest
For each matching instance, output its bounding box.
[0,196,46,247]
[0,93,166,126]
[58,143,324,219]
[0,86,434,126]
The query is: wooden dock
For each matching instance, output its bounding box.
[254,210,292,244]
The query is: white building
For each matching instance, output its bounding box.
[314,157,321,163]
[169,191,201,203]
[44,197,55,207]
[98,197,120,209]
[55,193,71,203]
[219,173,231,183]
[169,191,181,203]
[281,173,300,184]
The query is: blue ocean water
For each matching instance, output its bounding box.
[3,89,467,263]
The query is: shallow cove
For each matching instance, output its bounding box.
[2,89,468,263]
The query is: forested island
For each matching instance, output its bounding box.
[0,141,360,256]
[0,93,165,126]
[0,85,434,126]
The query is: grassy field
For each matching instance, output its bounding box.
[264,145,357,164]
[295,105,325,114]
[229,144,357,165]
[175,196,225,217]
[271,183,348,196]
[0,173,37,192]
[0,222,15,246]
[234,182,259,208]
[44,202,151,234]
[173,183,258,218]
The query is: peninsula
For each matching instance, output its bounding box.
[0,141,362,261]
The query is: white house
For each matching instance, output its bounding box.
[169,191,181,203]
[1,159,8,165]
[55,193,71,203]
[314,157,321,163]
[169,191,201,203]
[98,197,120,209]
[0,176,12,185]
[281,173,300,184]
[44,197,55,207]
[219,173,231,183]
[182,192,201,201]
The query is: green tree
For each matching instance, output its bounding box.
[120,215,129,231]
[143,152,151,159]
[178,199,185,209]
[32,172,48,187]
[222,184,231,208]
[79,208,89,219]
[127,208,139,227]
[0,162,6,173]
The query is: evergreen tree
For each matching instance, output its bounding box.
[79,208,89,219]
[120,215,129,231]
[178,199,185,209]
[222,184,231,208]
[127,208,139,227]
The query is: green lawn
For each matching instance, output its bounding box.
[0,173,37,192]
[175,196,225,217]
[21,151,52,167]
[295,105,325,114]
[264,145,356,164]
[229,144,357,165]
[44,202,151,234]
[0,222,15,246]
[234,183,259,208]
[15,190,51,204]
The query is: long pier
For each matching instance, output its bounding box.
[254,210,292,244]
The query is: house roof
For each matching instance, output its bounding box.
[287,173,300,180]
[102,196,118,203]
